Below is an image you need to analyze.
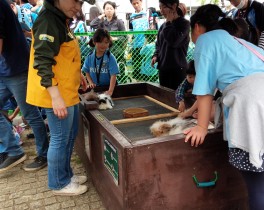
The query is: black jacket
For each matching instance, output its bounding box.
[153,17,190,71]
[0,0,29,76]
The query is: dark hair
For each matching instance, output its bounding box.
[75,10,85,21]
[190,4,238,36]
[234,18,250,41]
[159,0,179,9]
[88,28,113,48]
[177,3,187,17]
[103,1,118,20]
[186,60,196,75]
[89,6,101,21]
[130,0,142,3]
[7,0,15,5]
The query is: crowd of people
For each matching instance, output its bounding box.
[1,0,264,208]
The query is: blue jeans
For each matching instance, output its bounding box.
[45,104,79,190]
[0,72,49,157]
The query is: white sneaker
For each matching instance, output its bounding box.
[52,181,87,196]
[71,175,88,185]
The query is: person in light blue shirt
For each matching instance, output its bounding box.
[184,4,264,210]
[82,29,119,96]
[8,0,37,46]
[20,0,33,10]
[129,0,149,79]
[139,33,158,82]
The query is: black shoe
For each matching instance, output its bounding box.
[23,156,47,172]
[0,153,27,173]
[0,153,8,165]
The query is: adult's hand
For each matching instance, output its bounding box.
[47,86,68,119]
[151,56,157,67]
[80,73,88,91]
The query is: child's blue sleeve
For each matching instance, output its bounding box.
[108,54,119,75]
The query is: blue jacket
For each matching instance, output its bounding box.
[0,0,29,77]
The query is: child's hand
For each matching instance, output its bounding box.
[105,90,113,96]
[88,83,96,89]
[184,125,208,147]
[8,114,15,121]
[178,101,185,112]
[179,109,191,118]
[23,30,32,38]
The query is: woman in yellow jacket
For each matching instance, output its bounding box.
[26,0,88,196]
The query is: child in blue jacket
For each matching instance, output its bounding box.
[82,29,119,96]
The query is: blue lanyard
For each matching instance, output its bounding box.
[94,51,105,84]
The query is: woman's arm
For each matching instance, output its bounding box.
[184,95,213,146]
[105,75,117,96]
[47,86,67,119]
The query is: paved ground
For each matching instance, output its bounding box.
[0,129,106,210]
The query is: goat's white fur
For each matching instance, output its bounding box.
[150,117,214,137]
[98,94,114,110]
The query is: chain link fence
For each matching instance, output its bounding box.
[75,31,195,84]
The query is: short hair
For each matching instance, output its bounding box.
[190,4,238,36]
[234,18,250,41]
[130,0,142,4]
[88,28,113,48]
[103,1,118,20]
[89,6,100,21]
[6,0,15,5]
[159,0,179,9]
[186,60,196,75]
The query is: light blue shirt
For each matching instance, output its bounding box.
[140,42,158,76]
[130,11,148,48]
[193,29,264,96]
[82,50,119,86]
[193,29,264,145]
[16,5,37,29]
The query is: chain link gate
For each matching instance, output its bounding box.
[75,31,195,85]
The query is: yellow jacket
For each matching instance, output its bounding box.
[26,1,81,108]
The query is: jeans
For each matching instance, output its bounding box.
[45,104,79,190]
[0,71,49,157]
